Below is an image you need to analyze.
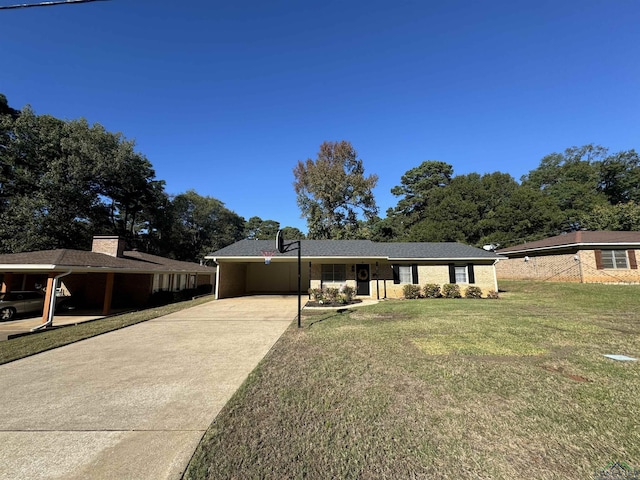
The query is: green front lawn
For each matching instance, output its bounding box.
[185,281,640,480]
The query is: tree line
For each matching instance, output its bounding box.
[294,142,640,247]
[0,94,302,261]
[3,94,639,260]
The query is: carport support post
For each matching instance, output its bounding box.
[103,272,115,315]
[41,273,57,324]
[1,273,12,293]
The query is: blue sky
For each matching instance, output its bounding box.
[2,0,639,233]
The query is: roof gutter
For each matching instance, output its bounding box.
[500,242,640,256]
[31,270,72,332]
[0,265,214,275]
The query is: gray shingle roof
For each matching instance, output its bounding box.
[0,249,215,273]
[208,239,499,260]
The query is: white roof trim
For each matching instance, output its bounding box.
[502,242,640,255]
[0,264,214,274]
[209,256,494,262]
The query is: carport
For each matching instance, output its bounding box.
[212,258,309,299]
[0,236,215,328]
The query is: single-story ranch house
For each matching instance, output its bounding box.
[496,230,640,283]
[0,236,216,324]
[206,239,499,299]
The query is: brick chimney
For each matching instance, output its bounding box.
[92,235,126,258]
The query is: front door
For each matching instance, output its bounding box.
[356,264,370,296]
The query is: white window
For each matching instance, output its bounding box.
[601,250,629,269]
[455,266,468,283]
[399,265,413,284]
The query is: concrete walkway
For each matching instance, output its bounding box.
[0,295,298,480]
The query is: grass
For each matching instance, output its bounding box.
[185,281,640,480]
[0,295,215,365]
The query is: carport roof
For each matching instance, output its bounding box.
[207,239,499,261]
[0,249,216,274]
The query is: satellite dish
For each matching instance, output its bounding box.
[482,243,500,251]
[275,230,285,254]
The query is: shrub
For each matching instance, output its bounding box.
[340,285,356,302]
[324,287,340,303]
[423,283,441,298]
[487,290,500,299]
[196,284,213,295]
[464,286,483,299]
[442,283,461,298]
[309,288,324,302]
[147,290,174,307]
[402,284,422,299]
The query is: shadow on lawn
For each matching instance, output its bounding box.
[305,309,350,328]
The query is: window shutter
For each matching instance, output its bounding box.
[595,250,603,270]
[628,250,638,270]
[467,264,475,283]
[411,264,418,284]
[392,264,400,284]
[448,263,456,283]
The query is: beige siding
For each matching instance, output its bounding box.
[309,261,498,299]
[217,263,247,298]
[247,262,310,293]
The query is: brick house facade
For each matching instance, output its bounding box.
[496,231,640,284]
[208,239,499,299]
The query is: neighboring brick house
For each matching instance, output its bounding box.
[206,239,499,299]
[0,236,216,324]
[496,231,640,283]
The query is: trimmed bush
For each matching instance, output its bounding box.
[442,283,462,299]
[340,285,356,303]
[324,287,340,303]
[309,288,324,302]
[423,283,441,298]
[464,286,483,299]
[487,290,500,299]
[402,284,422,299]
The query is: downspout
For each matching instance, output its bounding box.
[31,270,72,332]
[213,258,220,299]
[492,259,499,292]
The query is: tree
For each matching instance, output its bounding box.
[578,202,640,231]
[293,141,378,239]
[244,216,281,240]
[1,108,97,251]
[0,94,19,119]
[597,149,640,205]
[0,99,167,253]
[390,160,453,219]
[280,226,305,240]
[390,167,563,246]
[167,190,245,262]
[521,145,609,228]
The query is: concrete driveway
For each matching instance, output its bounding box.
[0,312,110,341]
[0,295,298,480]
